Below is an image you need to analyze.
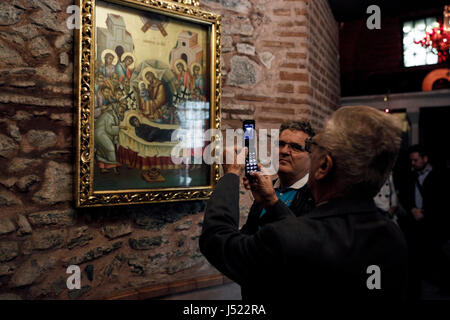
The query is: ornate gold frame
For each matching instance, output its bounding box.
[74,0,221,207]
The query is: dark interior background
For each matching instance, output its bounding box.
[419,106,450,170]
[331,0,450,96]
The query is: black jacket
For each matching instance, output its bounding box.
[399,168,449,242]
[200,174,408,300]
[240,182,314,233]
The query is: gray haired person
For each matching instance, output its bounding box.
[200,106,407,300]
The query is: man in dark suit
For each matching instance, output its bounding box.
[200,106,407,300]
[398,145,449,297]
[241,121,315,235]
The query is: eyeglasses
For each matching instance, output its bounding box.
[278,140,307,153]
[304,137,318,153]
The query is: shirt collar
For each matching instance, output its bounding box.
[419,164,432,176]
[274,173,309,190]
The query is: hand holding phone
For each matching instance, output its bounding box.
[243,164,278,206]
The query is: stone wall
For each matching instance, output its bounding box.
[0,0,339,299]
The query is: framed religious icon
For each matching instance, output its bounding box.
[74,0,222,207]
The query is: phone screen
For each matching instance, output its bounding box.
[244,123,255,140]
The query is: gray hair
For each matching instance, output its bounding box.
[317,106,402,197]
[280,120,315,137]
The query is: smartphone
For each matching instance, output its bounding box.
[243,120,258,176]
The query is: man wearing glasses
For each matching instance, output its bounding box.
[200,106,407,300]
[241,121,315,235]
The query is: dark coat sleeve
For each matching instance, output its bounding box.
[240,201,263,235]
[240,201,296,235]
[199,173,287,286]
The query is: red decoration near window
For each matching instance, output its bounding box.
[415,25,450,63]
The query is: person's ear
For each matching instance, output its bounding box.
[423,155,429,163]
[314,154,333,181]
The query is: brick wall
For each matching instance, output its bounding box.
[0,0,339,299]
[205,0,340,131]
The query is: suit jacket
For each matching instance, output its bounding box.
[200,174,408,300]
[400,168,449,242]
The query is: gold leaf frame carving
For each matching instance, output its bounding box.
[74,0,221,207]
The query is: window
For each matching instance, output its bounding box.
[403,17,439,67]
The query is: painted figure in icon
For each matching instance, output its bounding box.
[191,63,205,96]
[95,85,115,119]
[128,116,175,142]
[94,102,127,173]
[175,59,193,92]
[99,49,118,79]
[137,70,168,122]
[115,53,135,84]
